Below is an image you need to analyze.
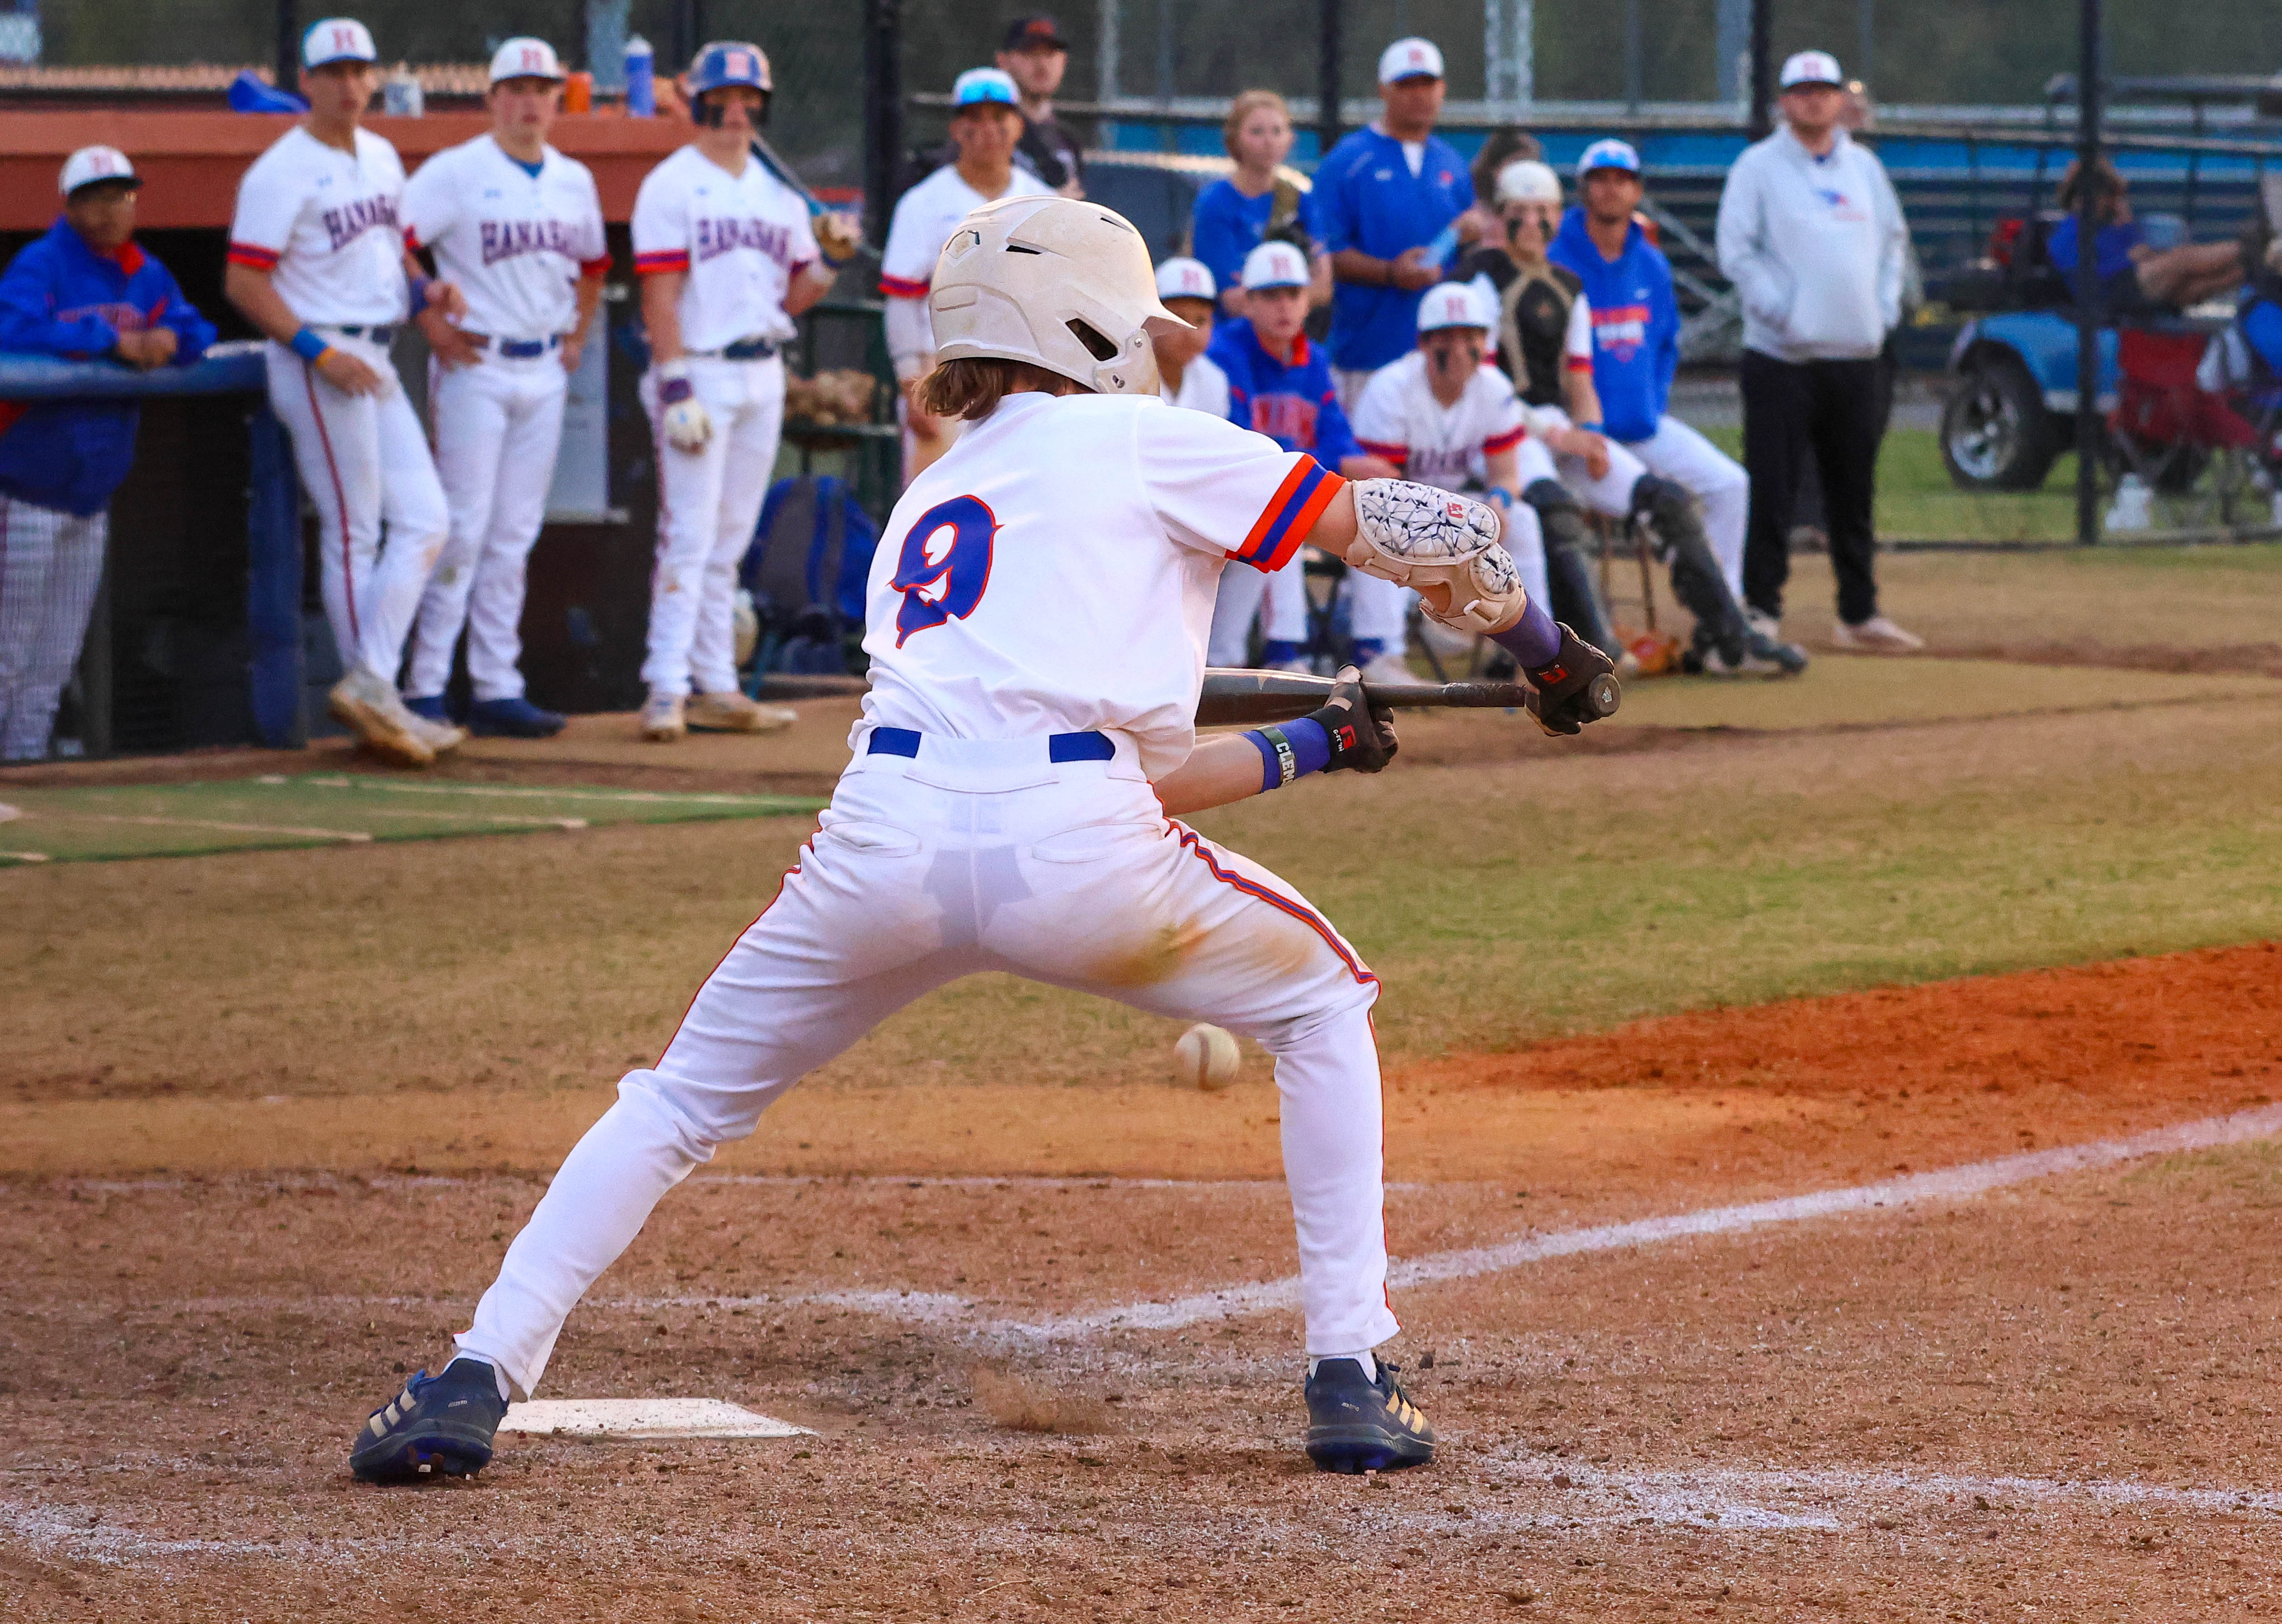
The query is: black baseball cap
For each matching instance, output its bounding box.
[1002,15,1068,52]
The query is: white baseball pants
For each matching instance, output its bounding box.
[1519,408,1652,519]
[1619,416,1749,601]
[0,497,106,761]
[1207,554,1311,665]
[456,732,1397,1394]
[265,336,450,685]
[641,355,785,697]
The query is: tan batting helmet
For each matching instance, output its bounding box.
[927,195,1179,396]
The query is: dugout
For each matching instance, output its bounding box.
[0,108,890,758]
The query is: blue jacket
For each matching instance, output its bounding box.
[1206,318,1362,469]
[1311,126,1474,372]
[1547,208,1679,444]
[0,219,215,515]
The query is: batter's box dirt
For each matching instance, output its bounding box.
[0,774,824,863]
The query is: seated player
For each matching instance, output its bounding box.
[2049,157,2253,315]
[346,194,1616,1487]
[1205,241,1399,671]
[1151,255,1230,417]
[1349,280,1548,683]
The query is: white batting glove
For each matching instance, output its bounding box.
[657,359,713,455]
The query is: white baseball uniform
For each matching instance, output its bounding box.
[1162,350,1310,665]
[1351,351,1548,618]
[455,394,1395,1395]
[400,135,608,703]
[1160,351,1231,419]
[1618,415,1749,600]
[631,145,818,698]
[230,125,448,686]
[0,499,105,760]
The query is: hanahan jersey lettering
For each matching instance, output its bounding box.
[56,301,147,332]
[320,194,399,252]
[1590,303,1650,362]
[693,215,795,266]
[1405,445,1473,487]
[1249,393,1320,448]
[480,217,580,267]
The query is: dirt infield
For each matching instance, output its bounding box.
[5,946,2280,1619]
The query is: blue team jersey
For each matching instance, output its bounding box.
[2046,215,2143,282]
[1311,126,1474,372]
[1192,179,1311,303]
[1206,317,1362,469]
[1547,207,1679,445]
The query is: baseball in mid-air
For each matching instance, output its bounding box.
[1174,1022,1240,1091]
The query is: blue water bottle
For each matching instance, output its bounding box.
[624,34,655,116]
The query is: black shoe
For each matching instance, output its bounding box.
[1304,1357,1436,1474]
[469,696,567,738]
[349,1357,508,1483]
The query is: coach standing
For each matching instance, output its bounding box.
[1313,37,1476,409]
[0,147,213,762]
[1716,49,1918,653]
[994,15,1084,198]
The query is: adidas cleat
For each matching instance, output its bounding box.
[350,1357,508,1484]
[1304,1357,1436,1474]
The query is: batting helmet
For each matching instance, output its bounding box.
[686,40,771,125]
[929,196,1179,397]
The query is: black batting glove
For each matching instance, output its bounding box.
[1309,664,1400,773]
[1523,624,1617,737]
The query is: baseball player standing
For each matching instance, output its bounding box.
[349,194,1617,1488]
[398,37,609,739]
[631,42,842,743]
[226,17,469,767]
[881,68,1053,481]
[0,147,215,761]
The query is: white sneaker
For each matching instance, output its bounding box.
[1745,607,1783,643]
[686,690,796,733]
[1358,651,1415,686]
[1697,644,1784,678]
[1830,615,1925,653]
[640,690,687,742]
[403,713,467,756]
[328,670,433,766]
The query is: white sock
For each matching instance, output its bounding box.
[1307,1350,1376,1380]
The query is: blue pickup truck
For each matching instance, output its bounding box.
[1941,310,2119,490]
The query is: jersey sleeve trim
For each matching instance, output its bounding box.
[579,255,613,277]
[1233,457,1343,574]
[634,249,690,275]
[1482,425,1526,454]
[1565,354,1594,371]
[1357,437,1411,466]
[878,272,931,299]
[225,241,280,270]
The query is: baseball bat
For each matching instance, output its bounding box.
[1195,667,1622,728]
[749,134,828,218]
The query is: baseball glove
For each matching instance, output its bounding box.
[1339,479,1527,635]
[815,210,864,267]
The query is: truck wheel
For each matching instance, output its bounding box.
[1941,360,2061,491]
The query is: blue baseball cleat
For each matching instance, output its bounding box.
[469,696,567,738]
[350,1357,509,1484]
[402,693,453,723]
[1304,1357,1436,1474]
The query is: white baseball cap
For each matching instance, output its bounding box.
[1494,158,1561,207]
[302,17,378,69]
[1780,50,1844,89]
[1576,137,1641,179]
[1377,37,1444,84]
[59,145,139,198]
[952,67,1021,108]
[1240,240,1310,291]
[1154,257,1217,303]
[488,37,565,85]
[1417,281,1489,335]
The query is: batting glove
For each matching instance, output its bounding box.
[657,360,713,455]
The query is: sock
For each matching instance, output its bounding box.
[1307,1350,1377,1381]
[448,1350,514,1402]
[1261,639,1303,665]
[1350,638,1385,662]
[1489,592,1562,670]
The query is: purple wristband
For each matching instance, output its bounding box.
[1490,593,1562,670]
[1245,717,1332,792]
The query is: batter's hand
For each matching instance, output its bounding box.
[1309,664,1400,773]
[316,346,386,396]
[1521,623,1618,738]
[418,308,482,369]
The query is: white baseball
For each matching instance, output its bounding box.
[1174,1022,1240,1092]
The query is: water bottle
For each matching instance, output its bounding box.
[382,67,424,117]
[624,35,655,116]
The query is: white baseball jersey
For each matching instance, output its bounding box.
[403,136,608,341]
[630,146,819,352]
[1349,351,1527,491]
[878,162,1054,365]
[228,126,409,327]
[1160,351,1232,419]
[862,393,1343,778]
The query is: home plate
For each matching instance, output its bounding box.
[499,1399,811,1440]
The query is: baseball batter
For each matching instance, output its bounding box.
[631,41,840,743]
[399,37,608,739]
[349,195,1616,1485]
[226,17,468,766]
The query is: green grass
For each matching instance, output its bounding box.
[1696,424,2087,544]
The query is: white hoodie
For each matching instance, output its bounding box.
[1715,125,1908,363]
